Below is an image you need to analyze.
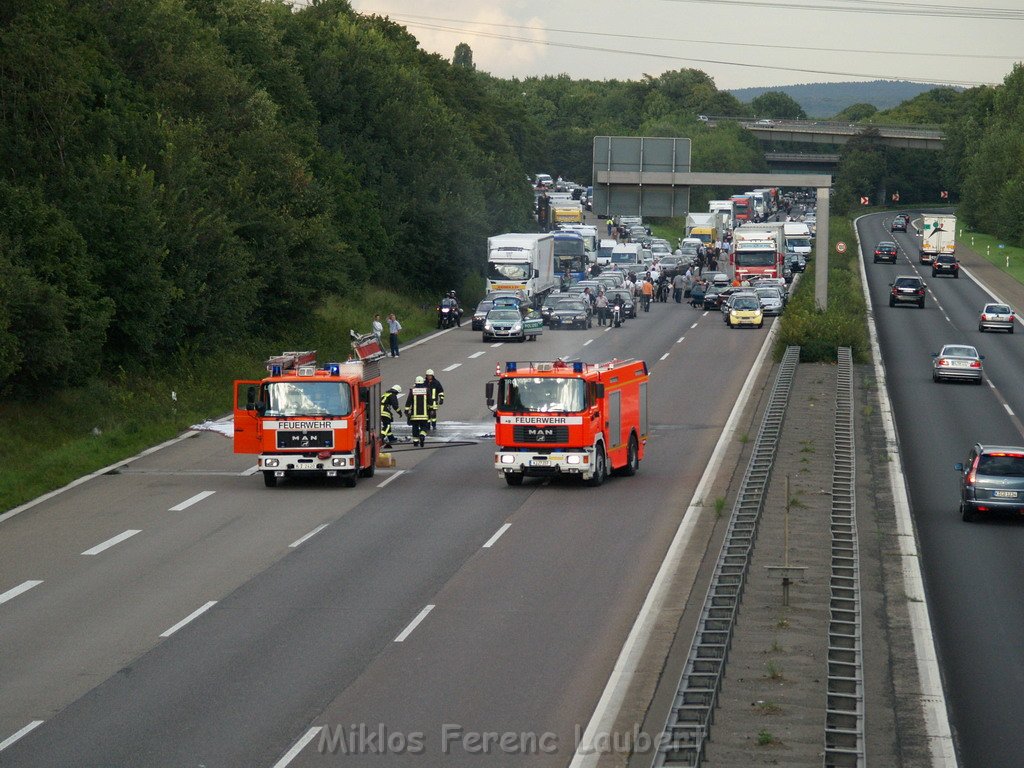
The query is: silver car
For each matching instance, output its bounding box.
[979,303,1016,333]
[932,344,984,384]
[754,286,785,316]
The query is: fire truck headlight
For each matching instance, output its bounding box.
[566,454,582,465]
[332,457,344,467]
[500,454,516,464]
[264,458,280,468]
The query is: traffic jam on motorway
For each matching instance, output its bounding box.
[233,181,808,490]
[868,211,1024,521]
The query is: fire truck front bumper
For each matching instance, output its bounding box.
[259,453,357,478]
[495,449,594,478]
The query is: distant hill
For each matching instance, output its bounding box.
[729,80,960,119]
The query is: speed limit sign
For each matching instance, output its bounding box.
[836,241,847,253]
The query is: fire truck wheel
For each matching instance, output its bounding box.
[618,435,640,476]
[585,445,607,487]
[358,447,376,477]
[504,471,524,486]
[340,471,357,488]
[262,472,278,488]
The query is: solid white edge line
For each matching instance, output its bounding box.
[81,529,141,556]
[1005,404,1015,417]
[468,351,486,359]
[0,580,43,606]
[482,523,511,549]
[442,363,462,372]
[168,490,216,512]
[0,720,44,752]
[0,429,202,527]
[569,299,783,768]
[376,469,405,489]
[289,523,329,548]
[272,726,323,768]
[394,604,435,642]
[159,600,217,638]
[854,212,959,768]
[659,353,670,361]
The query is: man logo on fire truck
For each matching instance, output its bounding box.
[486,358,649,487]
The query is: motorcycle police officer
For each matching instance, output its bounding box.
[380,384,402,447]
[405,376,431,447]
[424,369,445,431]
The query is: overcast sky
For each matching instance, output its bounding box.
[347,0,1022,91]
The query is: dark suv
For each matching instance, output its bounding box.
[955,444,1024,521]
[932,254,960,278]
[889,276,926,308]
[873,241,898,263]
[891,214,909,233]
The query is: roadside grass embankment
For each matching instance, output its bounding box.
[774,216,870,364]
[0,287,438,515]
[956,227,1024,285]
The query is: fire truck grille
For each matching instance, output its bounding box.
[512,425,569,443]
[276,430,334,450]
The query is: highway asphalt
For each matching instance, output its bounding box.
[858,211,1024,768]
[0,269,776,766]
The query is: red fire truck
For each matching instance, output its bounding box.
[233,337,384,487]
[486,358,649,486]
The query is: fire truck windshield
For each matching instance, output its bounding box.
[499,377,586,413]
[735,250,776,267]
[264,381,351,417]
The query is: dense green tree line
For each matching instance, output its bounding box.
[0,0,532,390]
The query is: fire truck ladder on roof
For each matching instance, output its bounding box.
[653,345,800,768]
[265,351,316,373]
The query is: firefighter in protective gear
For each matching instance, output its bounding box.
[405,376,430,447]
[380,384,402,446]
[424,369,445,431]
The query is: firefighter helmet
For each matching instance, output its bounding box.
[415,376,425,384]
[391,384,402,393]
[425,369,434,376]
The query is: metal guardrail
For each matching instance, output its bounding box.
[653,345,801,767]
[824,347,865,767]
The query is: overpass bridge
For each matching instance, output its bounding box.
[764,152,840,174]
[705,116,944,150]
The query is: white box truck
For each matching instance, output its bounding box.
[708,200,735,233]
[487,233,557,304]
[918,215,956,264]
[783,222,812,256]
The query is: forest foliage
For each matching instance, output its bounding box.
[1,0,1019,394]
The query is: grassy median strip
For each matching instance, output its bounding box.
[775,217,870,364]
[957,228,1024,284]
[0,287,437,514]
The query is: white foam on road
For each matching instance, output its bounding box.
[159,601,217,638]
[81,529,141,556]
[394,604,434,642]
[168,490,215,512]
[190,420,233,438]
[0,580,43,606]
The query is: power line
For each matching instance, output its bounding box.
[388,12,1023,61]
[394,19,997,86]
[659,0,1024,21]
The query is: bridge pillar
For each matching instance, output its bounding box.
[815,186,830,311]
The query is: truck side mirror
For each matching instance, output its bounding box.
[534,269,540,278]
[246,386,256,410]
[360,388,370,404]
[485,382,495,400]
[595,384,605,399]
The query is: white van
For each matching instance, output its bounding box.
[784,222,812,256]
[597,238,617,266]
[559,225,598,260]
[611,242,643,269]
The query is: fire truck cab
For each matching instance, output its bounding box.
[487,358,649,486]
[233,342,383,488]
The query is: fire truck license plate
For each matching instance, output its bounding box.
[277,430,333,449]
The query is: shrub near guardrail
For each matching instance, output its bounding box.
[774,217,869,363]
